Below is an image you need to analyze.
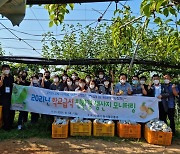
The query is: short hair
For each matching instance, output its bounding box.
[79,79,86,83]
[33,74,39,79]
[85,75,91,79]
[44,71,50,75]
[132,75,139,80]
[152,74,160,78]
[72,72,78,76]
[67,77,73,82]
[22,71,28,77]
[53,75,60,80]
[1,64,10,70]
[98,70,104,74]
[119,73,127,79]
[140,76,147,80]
[164,74,171,78]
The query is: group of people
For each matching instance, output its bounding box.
[0,64,179,136]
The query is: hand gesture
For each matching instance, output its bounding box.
[141,84,145,90]
[157,95,162,99]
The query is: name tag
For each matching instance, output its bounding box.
[5,87,10,93]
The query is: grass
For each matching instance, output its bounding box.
[0,112,180,142]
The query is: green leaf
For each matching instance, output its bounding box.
[154,17,162,25]
[156,0,164,12]
[143,4,151,17]
[69,3,74,10]
[169,7,176,16]
[49,21,53,27]
[165,19,173,24]
[163,8,169,17]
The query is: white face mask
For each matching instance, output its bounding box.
[75,81,79,86]
[39,77,42,80]
[99,74,104,79]
[33,80,38,84]
[164,79,170,84]
[72,75,76,80]
[53,78,59,83]
[3,70,10,75]
[140,80,145,85]
[79,83,85,88]
[104,81,109,86]
[62,76,67,81]
[120,79,126,84]
[85,78,91,83]
[90,84,95,89]
[67,81,72,86]
[153,80,159,85]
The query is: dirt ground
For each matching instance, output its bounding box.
[0,138,180,154]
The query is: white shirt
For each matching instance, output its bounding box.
[155,84,161,99]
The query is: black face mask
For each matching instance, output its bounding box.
[21,76,26,80]
[45,76,50,80]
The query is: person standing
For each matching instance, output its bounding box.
[30,75,41,123]
[131,75,147,96]
[0,64,15,131]
[41,71,52,89]
[114,73,132,96]
[17,71,30,130]
[162,74,179,135]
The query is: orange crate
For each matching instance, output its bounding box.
[70,121,92,136]
[93,122,115,137]
[117,123,141,138]
[52,121,69,139]
[144,125,172,146]
[0,106,2,128]
[0,106,2,120]
[0,120,2,128]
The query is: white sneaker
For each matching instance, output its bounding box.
[18,125,22,130]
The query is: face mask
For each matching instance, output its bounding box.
[120,80,126,84]
[99,74,104,79]
[153,80,159,85]
[90,84,95,89]
[72,75,76,80]
[140,80,145,85]
[53,78,59,83]
[67,81,72,86]
[104,81,109,86]
[45,76,50,80]
[21,76,26,80]
[132,80,138,85]
[164,79,170,84]
[75,81,79,86]
[63,76,67,81]
[39,77,42,80]
[33,80,38,84]
[3,70,10,75]
[79,83,85,88]
[86,78,91,83]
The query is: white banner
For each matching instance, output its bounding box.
[11,84,159,122]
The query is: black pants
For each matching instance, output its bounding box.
[165,108,175,134]
[31,112,39,123]
[158,101,167,122]
[18,111,28,125]
[1,96,15,130]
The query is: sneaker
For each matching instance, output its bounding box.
[17,125,22,130]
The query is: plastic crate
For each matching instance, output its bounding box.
[52,121,69,139]
[117,123,141,139]
[144,125,172,146]
[70,121,92,136]
[0,106,2,120]
[0,106,2,128]
[93,122,115,137]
